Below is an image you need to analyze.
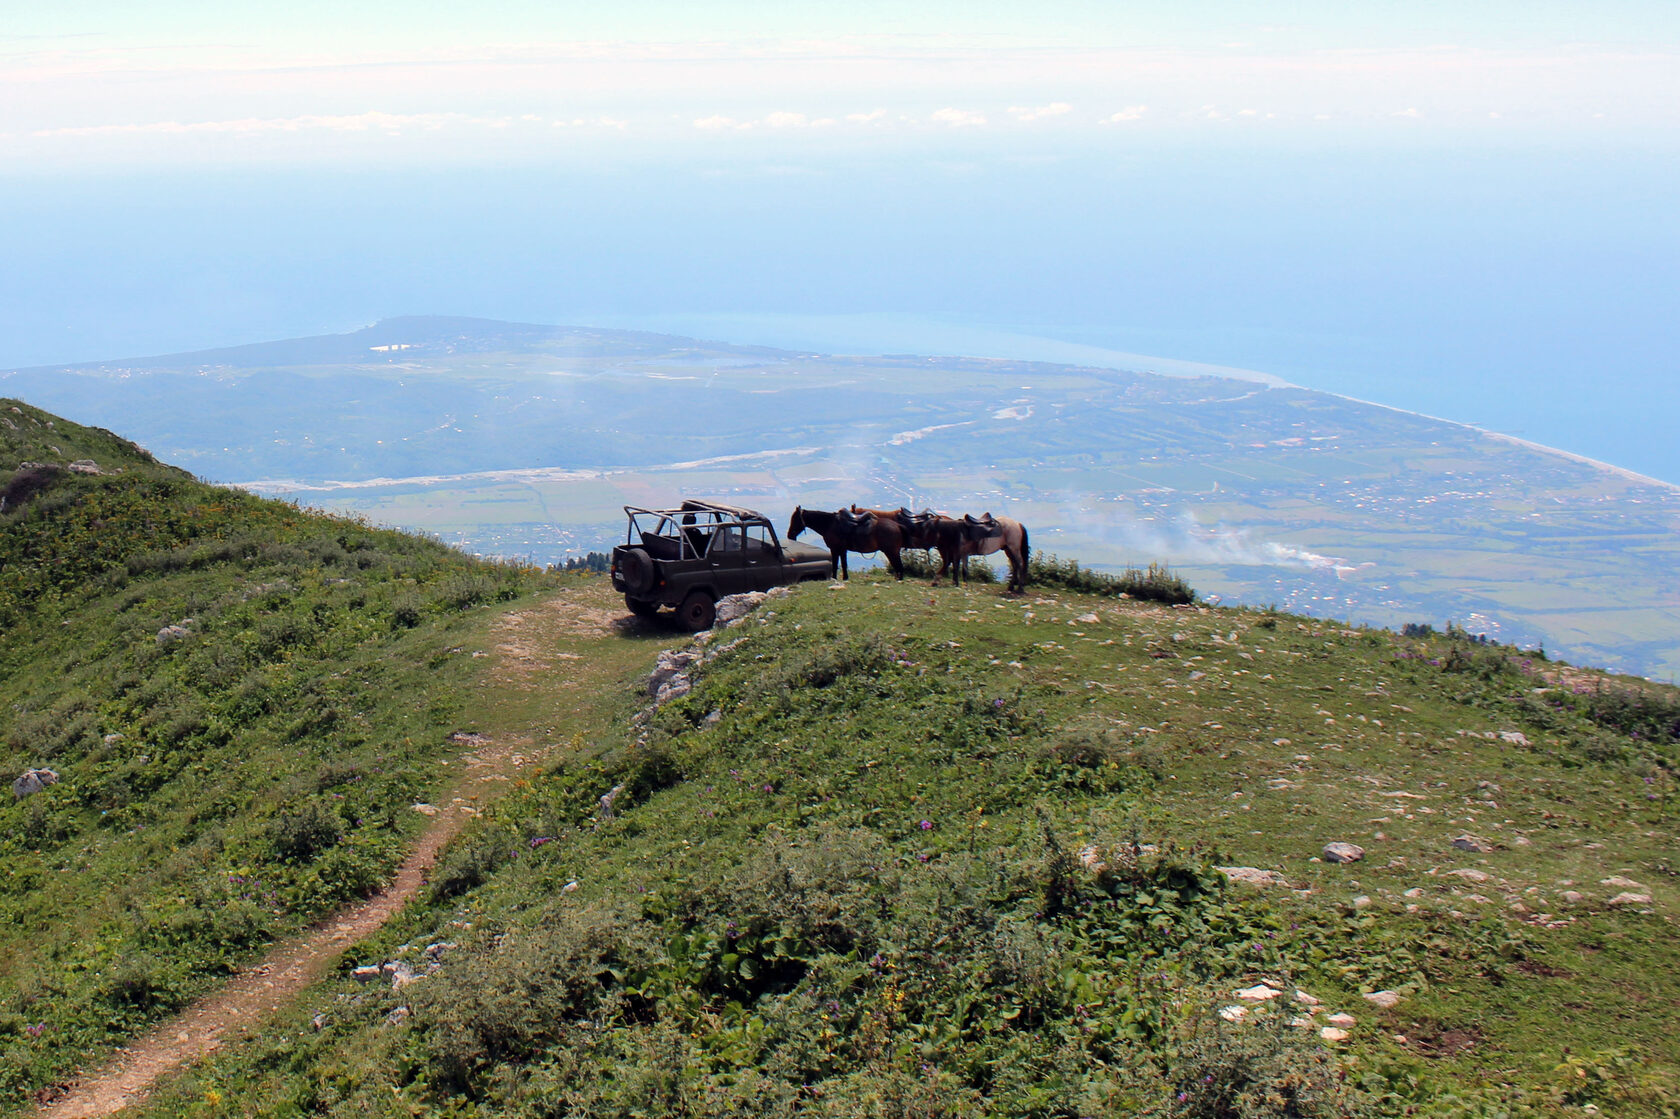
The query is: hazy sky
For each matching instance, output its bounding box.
[10,1,1675,162]
[4,2,1677,477]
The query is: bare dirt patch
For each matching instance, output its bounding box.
[1407,1024,1484,1060]
[489,589,650,687]
[1515,959,1574,979]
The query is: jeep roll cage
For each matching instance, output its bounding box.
[620,500,783,561]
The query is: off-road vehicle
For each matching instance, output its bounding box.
[611,501,832,630]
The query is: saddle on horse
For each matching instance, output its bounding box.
[834,508,877,546]
[960,513,1004,543]
[894,507,938,532]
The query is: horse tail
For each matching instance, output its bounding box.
[1018,523,1031,588]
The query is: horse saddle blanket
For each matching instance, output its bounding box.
[961,513,1004,542]
[835,509,877,544]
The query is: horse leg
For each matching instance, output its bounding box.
[932,545,953,586]
[886,543,904,580]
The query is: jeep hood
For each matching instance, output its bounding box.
[783,540,831,564]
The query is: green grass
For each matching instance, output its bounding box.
[0,401,548,1103]
[121,577,1680,1118]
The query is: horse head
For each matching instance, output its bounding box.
[787,506,805,540]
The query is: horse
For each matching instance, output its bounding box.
[924,512,1030,593]
[852,505,966,584]
[787,506,906,580]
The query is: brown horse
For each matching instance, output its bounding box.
[787,506,906,580]
[853,505,965,583]
[924,512,1030,593]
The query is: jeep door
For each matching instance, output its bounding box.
[704,525,760,596]
[741,523,788,591]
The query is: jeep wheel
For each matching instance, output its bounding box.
[617,546,655,594]
[624,594,660,619]
[677,590,716,632]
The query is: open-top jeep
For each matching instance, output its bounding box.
[611,500,832,630]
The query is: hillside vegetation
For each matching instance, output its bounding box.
[0,400,544,1103]
[123,579,1680,1116]
[5,400,1679,1117]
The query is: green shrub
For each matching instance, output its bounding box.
[270,797,345,863]
[1169,1012,1369,1118]
[899,548,998,583]
[1028,552,1195,605]
[1578,686,1680,746]
[417,905,656,1092]
[430,827,515,900]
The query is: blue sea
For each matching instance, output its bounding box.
[3,139,1675,482]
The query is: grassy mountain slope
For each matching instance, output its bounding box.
[120,575,1680,1118]
[0,400,546,1103]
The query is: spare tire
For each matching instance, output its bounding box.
[617,547,655,594]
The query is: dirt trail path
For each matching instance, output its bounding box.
[35,588,654,1119]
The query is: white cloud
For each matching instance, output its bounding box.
[1393,107,1422,118]
[1102,105,1148,123]
[31,110,523,138]
[693,111,844,132]
[929,107,987,127]
[1007,101,1072,122]
[845,109,887,124]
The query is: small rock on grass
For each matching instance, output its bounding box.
[1320,1027,1350,1042]
[1608,892,1652,907]
[1452,835,1494,853]
[1363,990,1403,1009]
[1323,842,1365,864]
[1218,866,1292,888]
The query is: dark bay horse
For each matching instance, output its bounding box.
[787,506,906,580]
[853,505,963,582]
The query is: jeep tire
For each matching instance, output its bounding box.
[677,590,716,632]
